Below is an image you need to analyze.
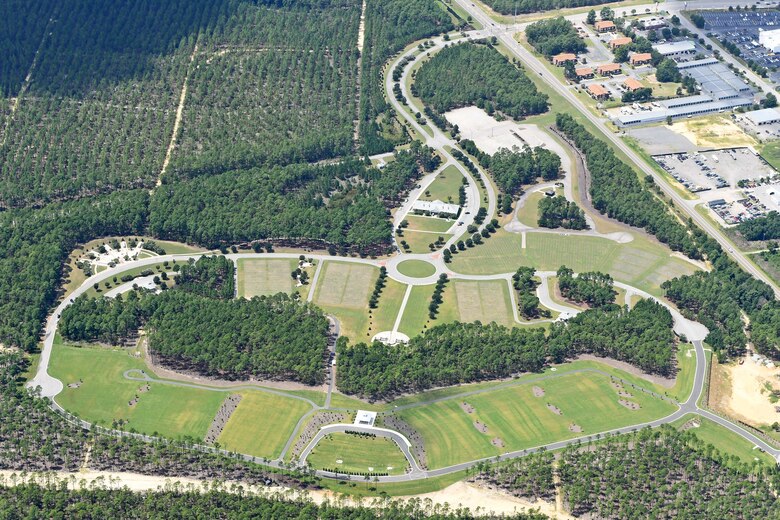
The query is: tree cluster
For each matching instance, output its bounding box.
[60,285,330,385]
[513,266,548,319]
[737,210,780,241]
[557,265,616,308]
[429,274,449,319]
[483,0,616,15]
[461,142,561,197]
[538,196,587,230]
[176,256,235,300]
[338,299,676,399]
[555,113,698,257]
[414,42,548,120]
[526,17,587,57]
[369,266,388,309]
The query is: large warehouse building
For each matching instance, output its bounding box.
[760,28,780,53]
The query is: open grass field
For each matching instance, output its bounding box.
[673,414,777,467]
[236,258,296,298]
[516,192,543,227]
[217,391,311,460]
[641,74,681,99]
[421,165,463,203]
[449,230,697,296]
[397,259,437,278]
[306,433,409,475]
[398,370,675,468]
[368,278,408,335]
[399,230,451,253]
[760,140,780,172]
[405,215,455,234]
[450,279,514,327]
[50,340,224,440]
[314,262,377,342]
[398,284,438,338]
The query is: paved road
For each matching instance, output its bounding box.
[453,0,780,300]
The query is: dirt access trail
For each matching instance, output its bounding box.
[353,0,367,147]
[156,42,199,187]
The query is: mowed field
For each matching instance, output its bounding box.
[448,279,515,327]
[50,340,224,440]
[449,230,697,296]
[404,215,455,233]
[237,258,296,298]
[314,261,377,341]
[217,391,311,460]
[397,370,676,469]
[421,164,462,203]
[400,230,452,253]
[306,433,409,475]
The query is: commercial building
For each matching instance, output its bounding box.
[640,17,667,31]
[575,67,594,79]
[759,28,780,53]
[745,108,780,126]
[597,63,622,76]
[613,94,752,126]
[553,53,577,65]
[629,52,652,66]
[624,77,644,91]
[609,37,632,49]
[678,58,752,100]
[411,199,460,216]
[595,20,616,33]
[587,83,610,100]
[652,40,696,58]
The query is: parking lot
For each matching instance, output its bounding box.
[653,147,780,224]
[700,10,780,84]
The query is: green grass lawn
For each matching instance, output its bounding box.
[516,192,543,227]
[449,230,697,296]
[404,215,455,233]
[673,414,777,467]
[398,284,437,338]
[421,165,463,203]
[398,370,675,469]
[217,391,311,460]
[50,340,224,440]
[397,259,437,278]
[236,258,297,298]
[306,433,409,475]
[314,262,378,342]
[367,278,408,337]
[760,140,780,172]
[398,230,450,254]
[446,279,515,327]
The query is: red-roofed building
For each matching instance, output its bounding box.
[595,20,616,33]
[553,53,577,65]
[629,52,652,66]
[587,83,610,100]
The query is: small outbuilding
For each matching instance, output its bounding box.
[354,410,377,427]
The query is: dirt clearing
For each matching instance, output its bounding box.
[713,356,780,426]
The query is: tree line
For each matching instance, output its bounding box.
[481,0,618,15]
[338,300,677,399]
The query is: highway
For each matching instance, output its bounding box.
[453,0,780,299]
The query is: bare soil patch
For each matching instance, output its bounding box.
[714,356,780,426]
[618,390,634,398]
[532,386,545,397]
[491,437,505,448]
[576,354,676,388]
[547,404,562,415]
[473,420,489,433]
[67,382,81,389]
[138,384,150,394]
[568,423,582,433]
[460,401,475,414]
[618,399,640,410]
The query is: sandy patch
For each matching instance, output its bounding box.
[618,391,634,398]
[460,401,475,414]
[532,386,545,397]
[137,384,150,394]
[67,382,81,389]
[491,437,505,448]
[473,420,489,433]
[568,423,582,433]
[444,106,568,157]
[546,404,562,415]
[670,115,757,149]
[717,357,780,426]
[618,399,640,410]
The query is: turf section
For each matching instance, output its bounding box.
[399,230,451,253]
[50,340,224,440]
[516,192,543,227]
[449,230,697,296]
[217,391,311,460]
[398,284,437,337]
[307,433,409,475]
[397,259,437,278]
[314,261,377,341]
[451,279,514,327]
[368,278,408,335]
[421,165,463,203]
[404,215,455,233]
[397,370,676,469]
[236,258,296,298]
[674,415,777,467]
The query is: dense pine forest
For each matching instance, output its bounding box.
[736,210,780,241]
[60,257,330,385]
[337,302,676,399]
[476,426,780,519]
[538,196,587,230]
[359,0,454,155]
[414,42,549,120]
